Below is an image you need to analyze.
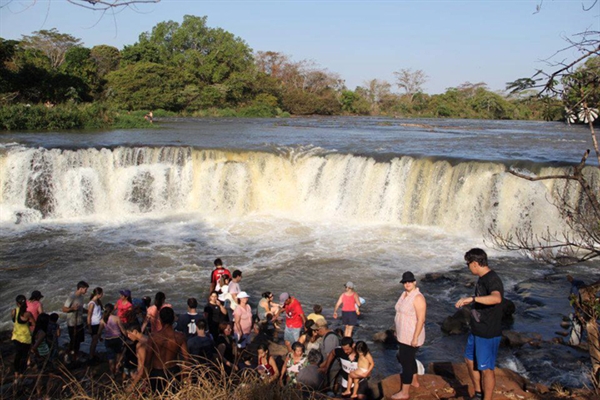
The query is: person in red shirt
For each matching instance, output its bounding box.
[209,258,231,293]
[116,289,133,324]
[280,292,306,352]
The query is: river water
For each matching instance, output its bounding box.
[0,117,597,387]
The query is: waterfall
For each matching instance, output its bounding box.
[0,145,590,235]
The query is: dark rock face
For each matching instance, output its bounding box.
[372,329,398,344]
[502,330,542,348]
[441,307,471,335]
[422,273,456,283]
[441,300,516,336]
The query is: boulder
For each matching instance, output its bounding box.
[373,329,398,344]
[422,273,456,283]
[502,330,542,348]
[379,371,458,399]
[441,307,471,335]
[379,362,550,399]
[441,300,516,336]
[503,299,516,318]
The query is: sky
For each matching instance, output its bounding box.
[0,0,598,94]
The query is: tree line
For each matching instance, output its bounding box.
[1,15,597,130]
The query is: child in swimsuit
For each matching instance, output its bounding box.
[343,341,375,399]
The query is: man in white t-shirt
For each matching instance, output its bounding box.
[228,270,242,303]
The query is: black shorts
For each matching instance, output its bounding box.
[105,337,123,360]
[342,311,358,326]
[150,366,181,393]
[90,324,100,336]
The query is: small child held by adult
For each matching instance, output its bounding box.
[343,341,374,399]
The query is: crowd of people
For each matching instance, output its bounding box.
[10,250,507,400]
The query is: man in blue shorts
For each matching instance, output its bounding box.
[455,248,504,400]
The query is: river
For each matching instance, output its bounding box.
[0,117,597,387]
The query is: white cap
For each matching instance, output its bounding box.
[237,291,250,299]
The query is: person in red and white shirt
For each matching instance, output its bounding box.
[209,258,231,293]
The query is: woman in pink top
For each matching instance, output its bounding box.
[392,271,426,400]
[233,291,253,348]
[116,289,133,324]
[26,290,44,331]
[333,281,361,337]
[142,291,172,333]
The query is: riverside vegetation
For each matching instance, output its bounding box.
[2,16,598,131]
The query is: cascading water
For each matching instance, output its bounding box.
[0,119,596,389]
[0,145,583,237]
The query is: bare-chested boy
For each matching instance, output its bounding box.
[147,307,190,393]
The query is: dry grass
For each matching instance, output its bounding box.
[2,361,326,400]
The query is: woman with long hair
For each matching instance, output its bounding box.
[256,343,279,382]
[26,290,44,329]
[215,322,236,374]
[299,320,321,353]
[142,292,172,333]
[98,303,125,377]
[204,291,228,340]
[11,295,35,384]
[87,287,104,361]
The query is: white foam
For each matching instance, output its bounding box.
[1,146,590,242]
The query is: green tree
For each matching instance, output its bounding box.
[90,45,121,78]
[469,88,510,119]
[61,47,98,101]
[120,15,255,109]
[0,39,19,103]
[20,28,82,69]
[340,90,370,115]
[106,62,184,110]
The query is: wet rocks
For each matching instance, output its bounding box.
[372,329,398,344]
[441,307,471,335]
[378,362,555,400]
[502,330,542,348]
[422,273,456,283]
[441,300,516,336]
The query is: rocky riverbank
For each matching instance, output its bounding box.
[1,329,596,400]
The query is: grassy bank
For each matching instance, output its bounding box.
[0,103,162,131]
[0,103,291,131]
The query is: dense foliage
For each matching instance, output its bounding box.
[0,15,595,130]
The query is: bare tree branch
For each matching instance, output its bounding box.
[2,0,160,12]
[583,0,599,11]
[66,0,160,11]
[540,44,600,96]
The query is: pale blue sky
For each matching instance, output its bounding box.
[1,0,598,94]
